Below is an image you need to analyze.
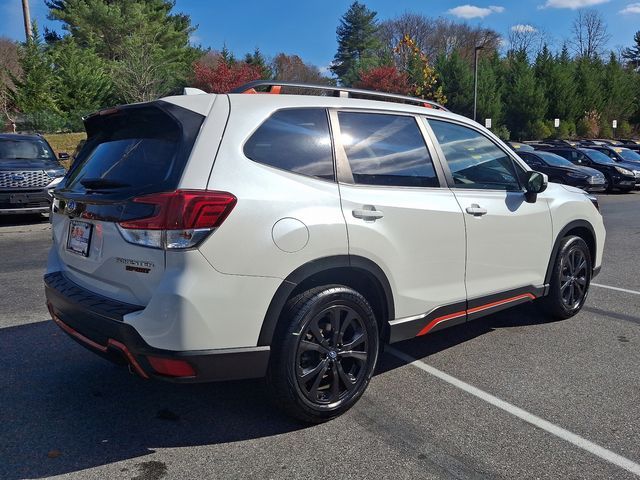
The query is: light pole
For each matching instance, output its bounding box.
[21,0,32,40]
[473,45,484,122]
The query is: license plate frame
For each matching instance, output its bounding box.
[67,220,93,257]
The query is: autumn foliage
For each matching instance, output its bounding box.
[192,61,262,93]
[355,66,411,95]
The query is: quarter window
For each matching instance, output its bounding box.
[244,109,334,180]
[429,119,521,191]
[337,112,439,187]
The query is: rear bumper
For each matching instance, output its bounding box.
[44,271,270,383]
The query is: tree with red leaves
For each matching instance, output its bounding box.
[192,59,262,93]
[354,65,411,95]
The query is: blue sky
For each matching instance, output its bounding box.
[1,0,639,71]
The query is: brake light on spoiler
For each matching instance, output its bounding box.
[117,190,236,249]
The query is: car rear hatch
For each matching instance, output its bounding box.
[51,101,211,305]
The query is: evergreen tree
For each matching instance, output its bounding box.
[49,38,112,130]
[601,52,635,126]
[435,52,472,117]
[622,31,640,70]
[9,23,58,116]
[331,2,382,86]
[244,48,272,79]
[502,50,547,140]
[574,56,604,121]
[46,0,200,102]
[476,54,503,129]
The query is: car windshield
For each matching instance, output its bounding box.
[617,148,640,162]
[0,138,55,162]
[536,151,575,168]
[580,148,616,165]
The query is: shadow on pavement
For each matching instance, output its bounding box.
[0,302,554,479]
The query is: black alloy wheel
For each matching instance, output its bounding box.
[295,304,369,406]
[540,235,592,319]
[267,285,379,423]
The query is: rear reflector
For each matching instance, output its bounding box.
[147,356,196,377]
[117,190,236,249]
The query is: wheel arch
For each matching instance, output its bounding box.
[257,255,395,346]
[544,219,597,288]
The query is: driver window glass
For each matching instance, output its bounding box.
[428,119,520,191]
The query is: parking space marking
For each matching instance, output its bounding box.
[592,283,640,296]
[386,346,640,477]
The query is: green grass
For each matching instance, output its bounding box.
[44,133,86,169]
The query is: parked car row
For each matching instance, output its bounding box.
[509,139,640,193]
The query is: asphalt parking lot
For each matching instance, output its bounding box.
[1,194,639,480]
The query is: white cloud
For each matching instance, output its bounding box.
[540,0,610,9]
[620,3,640,14]
[511,24,538,33]
[447,5,505,19]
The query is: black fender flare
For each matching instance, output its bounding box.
[544,219,597,289]
[257,255,394,346]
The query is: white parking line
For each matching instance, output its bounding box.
[592,283,640,296]
[386,346,640,477]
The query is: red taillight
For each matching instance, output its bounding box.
[147,356,196,377]
[117,190,236,249]
[119,190,236,230]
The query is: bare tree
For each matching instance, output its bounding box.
[569,9,611,58]
[508,24,547,57]
[378,13,501,66]
[0,37,21,131]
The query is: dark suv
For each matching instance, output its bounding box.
[536,146,639,192]
[0,134,66,215]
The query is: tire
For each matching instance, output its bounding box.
[540,235,592,320]
[266,285,379,423]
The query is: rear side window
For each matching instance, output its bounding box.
[518,152,543,168]
[337,112,439,187]
[64,103,203,197]
[244,109,334,180]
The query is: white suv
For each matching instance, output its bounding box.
[45,81,605,422]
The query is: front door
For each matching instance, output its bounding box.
[426,118,553,314]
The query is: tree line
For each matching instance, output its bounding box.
[1,0,640,140]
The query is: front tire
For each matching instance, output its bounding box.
[267,285,379,423]
[540,235,592,320]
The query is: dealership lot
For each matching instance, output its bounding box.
[1,194,639,480]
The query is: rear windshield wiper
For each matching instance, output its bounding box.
[79,178,131,190]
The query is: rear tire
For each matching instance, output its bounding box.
[266,285,379,423]
[540,235,592,320]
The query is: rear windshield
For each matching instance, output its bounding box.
[536,151,574,167]
[580,148,616,165]
[63,103,203,196]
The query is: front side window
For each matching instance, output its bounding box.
[428,119,521,191]
[244,108,334,180]
[337,112,439,187]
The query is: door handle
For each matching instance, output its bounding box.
[465,204,487,216]
[352,205,384,221]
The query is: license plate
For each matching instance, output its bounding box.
[9,193,28,204]
[67,220,93,257]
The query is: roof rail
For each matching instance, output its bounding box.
[231,80,449,111]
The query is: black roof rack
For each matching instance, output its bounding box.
[230,80,449,111]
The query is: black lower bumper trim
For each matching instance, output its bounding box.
[44,272,270,383]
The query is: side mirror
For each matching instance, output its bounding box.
[58,152,70,160]
[524,171,547,203]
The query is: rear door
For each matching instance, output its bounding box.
[425,118,552,305]
[331,110,467,339]
[51,101,210,305]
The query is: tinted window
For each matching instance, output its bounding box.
[64,104,203,197]
[337,112,438,187]
[580,148,616,165]
[519,152,544,168]
[536,151,575,168]
[429,120,520,191]
[618,149,640,162]
[244,109,334,180]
